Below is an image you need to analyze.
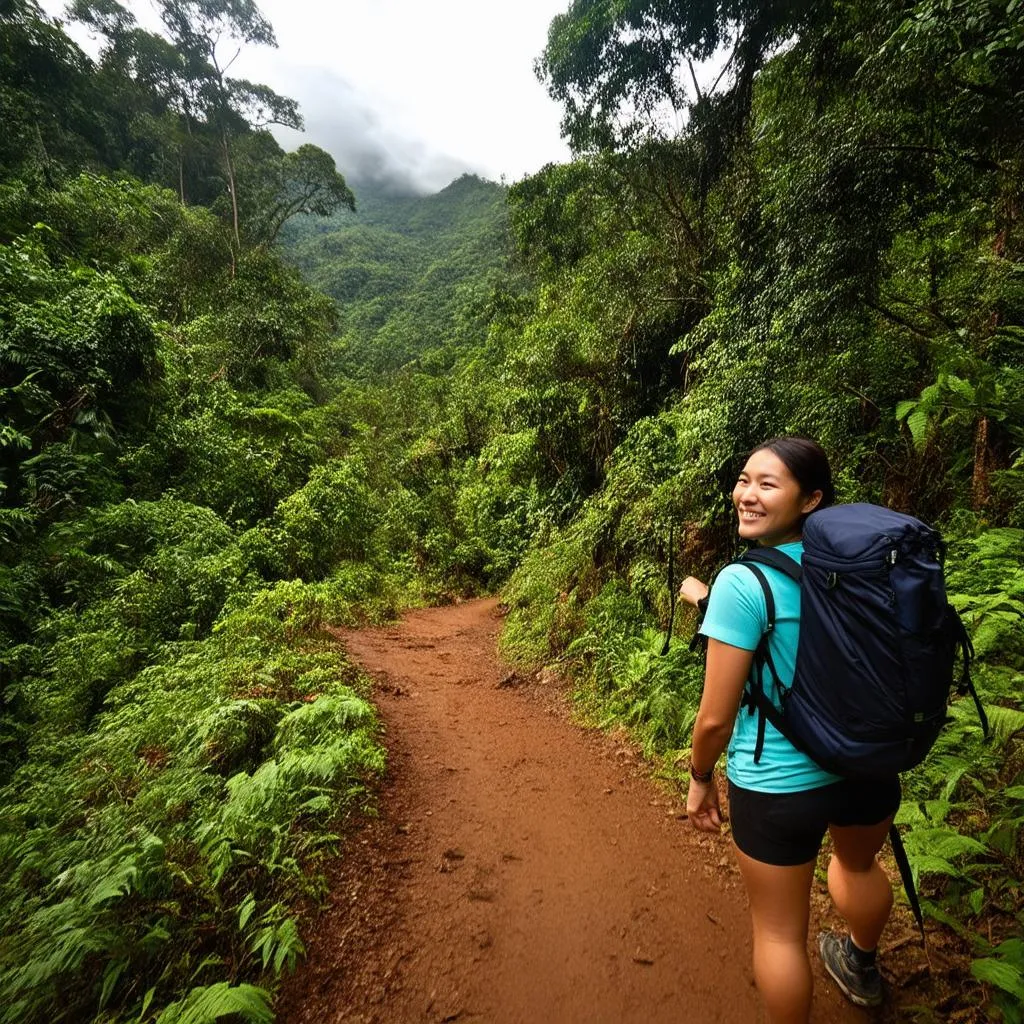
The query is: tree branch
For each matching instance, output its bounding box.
[221,44,241,75]
[863,298,935,340]
[709,36,740,95]
[686,58,703,103]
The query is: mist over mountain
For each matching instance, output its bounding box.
[270,66,479,198]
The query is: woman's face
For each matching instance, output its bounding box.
[732,448,822,547]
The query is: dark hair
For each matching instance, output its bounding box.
[752,436,835,512]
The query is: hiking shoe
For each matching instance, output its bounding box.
[818,931,884,1008]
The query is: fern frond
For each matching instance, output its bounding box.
[906,408,930,448]
[155,982,273,1024]
[273,690,375,750]
[903,827,988,863]
[985,705,1024,745]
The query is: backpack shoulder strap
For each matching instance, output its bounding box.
[740,546,803,584]
[737,560,813,763]
[742,561,777,631]
[739,562,782,763]
[889,824,927,943]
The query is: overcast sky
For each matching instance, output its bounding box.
[46,0,574,194]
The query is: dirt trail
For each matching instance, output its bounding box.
[278,599,885,1024]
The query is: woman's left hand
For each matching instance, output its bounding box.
[686,776,723,833]
[678,576,709,608]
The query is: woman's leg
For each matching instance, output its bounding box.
[826,816,895,951]
[733,846,817,1024]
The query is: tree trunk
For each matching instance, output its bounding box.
[971,415,991,511]
[222,128,240,251]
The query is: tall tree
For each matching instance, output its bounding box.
[0,0,104,181]
[157,0,302,247]
[235,138,355,246]
[67,0,197,190]
[538,0,822,155]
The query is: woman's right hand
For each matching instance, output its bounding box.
[686,776,723,833]
[678,576,709,608]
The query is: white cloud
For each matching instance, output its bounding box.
[243,0,574,188]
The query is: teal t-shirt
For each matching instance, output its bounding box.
[699,541,840,793]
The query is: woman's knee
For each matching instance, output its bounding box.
[829,849,878,876]
[735,847,816,942]
[828,819,892,872]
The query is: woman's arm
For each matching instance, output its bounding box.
[692,639,754,770]
[687,638,755,832]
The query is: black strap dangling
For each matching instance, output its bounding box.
[660,524,676,656]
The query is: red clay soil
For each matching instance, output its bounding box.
[276,598,933,1024]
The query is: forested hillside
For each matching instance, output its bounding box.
[280,173,511,374]
[1,0,1023,1021]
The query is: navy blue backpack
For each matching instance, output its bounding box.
[723,503,989,937]
[737,503,987,780]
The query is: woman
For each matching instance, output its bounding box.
[678,437,899,1023]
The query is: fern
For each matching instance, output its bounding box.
[196,699,282,775]
[155,983,273,1024]
[273,691,376,750]
[0,569,384,1021]
[904,828,988,863]
[985,704,1024,745]
[246,902,305,974]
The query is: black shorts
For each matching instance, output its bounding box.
[728,777,901,866]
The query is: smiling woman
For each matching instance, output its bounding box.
[733,437,837,547]
[733,447,825,547]
[678,437,900,1023]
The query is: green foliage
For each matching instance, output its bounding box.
[281,174,510,375]
[898,366,1024,455]
[237,140,356,247]
[0,117,397,1024]
[156,983,273,1024]
[0,575,383,1023]
[567,579,704,753]
[971,938,1024,1024]
[0,232,159,507]
[269,458,376,579]
[539,0,826,153]
[0,0,107,180]
[947,528,1024,664]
